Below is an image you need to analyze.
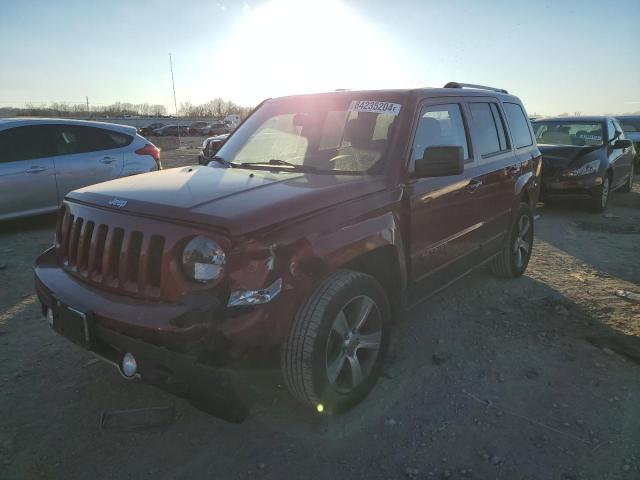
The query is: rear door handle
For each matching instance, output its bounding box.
[100,156,116,164]
[25,166,47,173]
[465,179,482,193]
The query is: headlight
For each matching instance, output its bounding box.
[566,159,600,177]
[181,236,225,283]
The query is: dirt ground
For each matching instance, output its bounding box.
[1,142,639,480]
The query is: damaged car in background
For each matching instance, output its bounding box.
[533,116,635,212]
[616,115,640,167]
[198,133,229,165]
[34,83,541,420]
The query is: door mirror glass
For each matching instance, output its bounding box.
[414,146,464,177]
[613,139,632,149]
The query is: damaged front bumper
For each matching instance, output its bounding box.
[33,247,272,423]
[541,174,602,200]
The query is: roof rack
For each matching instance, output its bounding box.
[444,82,508,94]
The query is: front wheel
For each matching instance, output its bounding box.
[619,164,634,193]
[589,174,610,212]
[491,202,534,278]
[281,270,390,413]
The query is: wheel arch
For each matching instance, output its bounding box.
[308,210,407,320]
[341,244,404,321]
[514,171,537,212]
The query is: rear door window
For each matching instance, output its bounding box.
[410,103,470,169]
[503,102,533,148]
[0,125,54,163]
[469,102,510,157]
[50,125,113,155]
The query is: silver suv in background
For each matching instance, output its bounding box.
[0,118,161,221]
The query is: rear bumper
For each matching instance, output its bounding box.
[541,174,602,199]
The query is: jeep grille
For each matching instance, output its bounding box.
[56,205,165,300]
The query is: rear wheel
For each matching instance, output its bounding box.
[619,163,634,193]
[281,270,390,413]
[589,174,610,212]
[492,202,534,278]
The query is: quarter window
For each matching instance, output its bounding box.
[104,130,133,148]
[0,125,54,163]
[503,102,533,148]
[410,103,469,168]
[469,102,509,157]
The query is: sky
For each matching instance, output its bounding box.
[1,0,639,115]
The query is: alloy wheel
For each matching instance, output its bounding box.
[513,214,532,268]
[325,295,382,393]
[601,176,610,209]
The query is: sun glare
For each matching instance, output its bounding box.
[207,0,412,105]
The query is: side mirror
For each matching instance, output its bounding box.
[209,140,224,155]
[613,139,632,149]
[414,146,464,177]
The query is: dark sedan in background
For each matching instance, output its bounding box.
[196,122,230,136]
[616,115,640,166]
[533,116,635,212]
[137,122,165,137]
[152,125,190,136]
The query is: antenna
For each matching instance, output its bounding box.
[169,53,181,143]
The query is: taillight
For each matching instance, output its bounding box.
[135,143,162,169]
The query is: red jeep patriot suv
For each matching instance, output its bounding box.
[35,83,541,416]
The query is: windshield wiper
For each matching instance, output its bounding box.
[239,159,318,172]
[209,155,233,167]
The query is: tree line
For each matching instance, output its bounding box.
[0,98,252,119]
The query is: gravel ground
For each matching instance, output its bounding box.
[0,147,639,480]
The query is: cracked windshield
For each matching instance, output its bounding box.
[0,1,639,479]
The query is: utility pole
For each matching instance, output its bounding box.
[86,96,90,116]
[169,53,180,144]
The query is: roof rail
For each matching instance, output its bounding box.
[444,82,508,94]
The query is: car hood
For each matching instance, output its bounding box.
[538,144,602,176]
[67,166,390,236]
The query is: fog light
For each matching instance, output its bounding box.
[121,352,137,378]
[46,308,54,327]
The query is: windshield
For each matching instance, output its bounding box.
[618,117,640,133]
[215,95,403,174]
[532,121,604,146]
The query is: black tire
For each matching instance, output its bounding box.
[281,270,390,413]
[589,174,611,212]
[619,163,634,193]
[491,202,534,278]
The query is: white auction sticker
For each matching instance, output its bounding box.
[577,134,601,141]
[349,100,401,116]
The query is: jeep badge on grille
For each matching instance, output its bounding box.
[107,198,127,208]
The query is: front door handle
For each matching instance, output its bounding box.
[506,164,522,175]
[25,166,46,173]
[100,156,116,164]
[465,179,482,193]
